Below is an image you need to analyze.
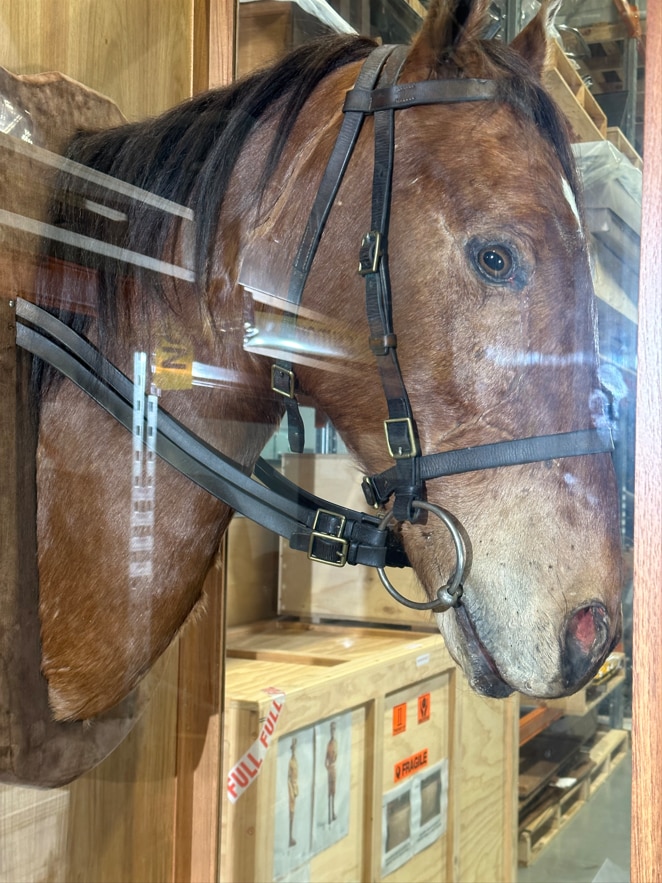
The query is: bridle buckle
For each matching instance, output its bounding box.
[308,509,349,567]
[358,230,383,275]
[271,364,296,398]
[385,417,418,459]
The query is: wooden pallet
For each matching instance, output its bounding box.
[574,19,646,148]
[606,126,643,169]
[544,40,608,142]
[518,729,629,867]
[544,38,643,167]
[518,769,590,867]
[589,728,630,795]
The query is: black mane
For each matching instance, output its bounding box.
[44,35,376,331]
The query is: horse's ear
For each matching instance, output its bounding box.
[509,0,562,78]
[407,0,493,70]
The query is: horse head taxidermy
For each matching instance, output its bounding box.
[22,0,622,721]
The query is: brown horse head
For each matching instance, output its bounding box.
[278,0,622,699]
[34,0,621,719]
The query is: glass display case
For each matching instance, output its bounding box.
[0,2,659,881]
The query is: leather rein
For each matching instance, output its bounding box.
[15,44,613,614]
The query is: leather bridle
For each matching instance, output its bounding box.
[15,44,613,614]
[267,44,613,610]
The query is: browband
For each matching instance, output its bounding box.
[343,77,498,113]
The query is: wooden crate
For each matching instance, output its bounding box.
[456,678,519,883]
[222,625,453,882]
[221,621,517,882]
[544,40,608,142]
[277,455,436,629]
[225,515,279,628]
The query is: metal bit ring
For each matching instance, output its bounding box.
[377,500,465,613]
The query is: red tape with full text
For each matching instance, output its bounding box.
[226,689,286,804]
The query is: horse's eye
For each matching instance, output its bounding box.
[475,245,513,281]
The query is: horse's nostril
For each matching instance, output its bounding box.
[562,603,610,689]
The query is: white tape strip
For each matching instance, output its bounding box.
[226,693,286,804]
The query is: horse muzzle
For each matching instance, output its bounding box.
[441,597,621,701]
[560,601,617,693]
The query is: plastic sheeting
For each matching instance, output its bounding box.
[573,141,642,323]
[239,0,356,35]
[0,94,34,143]
[573,140,642,236]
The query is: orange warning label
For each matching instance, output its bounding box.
[418,692,431,723]
[394,748,429,782]
[392,702,407,735]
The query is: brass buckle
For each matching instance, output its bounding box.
[384,417,418,459]
[358,230,382,276]
[271,364,296,399]
[308,509,349,567]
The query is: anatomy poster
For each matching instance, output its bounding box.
[273,727,314,881]
[312,713,352,854]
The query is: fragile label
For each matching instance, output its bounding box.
[392,702,407,735]
[394,748,429,782]
[226,693,285,803]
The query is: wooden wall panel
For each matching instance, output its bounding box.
[1,2,236,882]
[1,0,195,119]
[194,0,236,92]
[631,0,662,879]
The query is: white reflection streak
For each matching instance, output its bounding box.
[561,176,582,231]
[0,132,193,220]
[0,209,194,282]
[130,352,157,586]
[484,346,594,368]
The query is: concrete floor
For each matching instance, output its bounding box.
[518,751,631,883]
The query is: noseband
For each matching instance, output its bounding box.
[16,44,613,616]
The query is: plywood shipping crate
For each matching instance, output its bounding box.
[220,621,518,882]
[278,455,435,628]
[225,515,280,627]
